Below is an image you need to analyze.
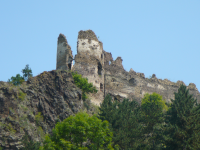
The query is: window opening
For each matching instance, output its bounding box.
[98,62,102,75]
[68,64,71,70]
[100,83,103,92]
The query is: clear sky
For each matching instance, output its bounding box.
[0,1,199,91]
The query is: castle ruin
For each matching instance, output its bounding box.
[56,30,200,106]
[56,34,73,70]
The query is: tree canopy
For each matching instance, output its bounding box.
[99,94,143,149]
[163,84,200,149]
[39,112,116,150]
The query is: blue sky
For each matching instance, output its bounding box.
[0,1,200,91]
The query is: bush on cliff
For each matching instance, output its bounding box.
[72,72,97,100]
[8,74,24,86]
[39,112,117,150]
[8,64,33,85]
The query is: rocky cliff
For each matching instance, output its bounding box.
[0,70,97,150]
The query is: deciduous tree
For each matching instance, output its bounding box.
[39,112,115,150]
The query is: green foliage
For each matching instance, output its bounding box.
[18,91,26,101]
[8,74,24,86]
[6,123,16,134]
[35,112,44,126]
[39,112,115,150]
[163,84,200,149]
[8,64,33,85]
[0,146,2,150]
[22,64,33,81]
[140,93,168,149]
[72,72,97,100]
[99,94,143,149]
[141,93,168,130]
[19,132,41,150]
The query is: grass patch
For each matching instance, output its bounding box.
[6,123,16,135]
[35,112,43,126]
[37,126,45,140]
[18,90,26,101]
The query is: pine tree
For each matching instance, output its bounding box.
[22,64,33,81]
[99,94,117,125]
[112,99,143,149]
[163,84,200,150]
[99,94,144,149]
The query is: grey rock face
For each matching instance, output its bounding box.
[0,70,83,149]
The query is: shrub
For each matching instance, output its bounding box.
[72,72,97,100]
[35,112,43,126]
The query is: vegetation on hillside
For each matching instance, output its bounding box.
[18,84,200,150]
[5,67,200,149]
[8,64,33,85]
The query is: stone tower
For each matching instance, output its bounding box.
[56,34,73,70]
[73,30,105,105]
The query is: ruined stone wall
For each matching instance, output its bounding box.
[56,30,200,106]
[73,30,105,106]
[56,34,73,70]
[103,51,200,104]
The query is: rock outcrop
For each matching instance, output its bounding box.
[0,70,84,149]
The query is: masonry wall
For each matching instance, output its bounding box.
[56,30,200,106]
[56,34,73,70]
[73,30,105,106]
[103,51,200,104]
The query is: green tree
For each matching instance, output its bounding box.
[163,84,200,150]
[22,64,33,81]
[72,72,97,100]
[99,94,144,149]
[8,74,24,85]
[98,94,117,125]
[8,64,33,85]
[141,93,168,131]
[39,112,115,150]
[140,92,169,149]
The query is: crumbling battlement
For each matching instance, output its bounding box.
[56,30,200,105]
[103,51,200,104]
[77,30,103,60]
